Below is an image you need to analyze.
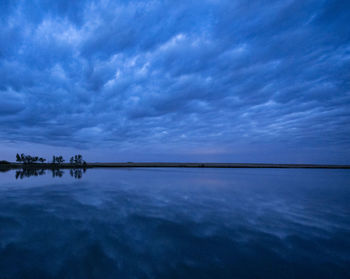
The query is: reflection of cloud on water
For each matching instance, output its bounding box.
[0,169,349,278]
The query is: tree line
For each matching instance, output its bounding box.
[16,153,86,165]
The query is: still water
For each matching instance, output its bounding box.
[0,168,349,278]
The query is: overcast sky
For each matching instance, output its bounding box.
[0,0,349,163]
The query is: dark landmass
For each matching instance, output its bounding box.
[0,162,349,170]
[88,162,350,169]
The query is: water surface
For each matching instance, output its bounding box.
[0,168,349,278]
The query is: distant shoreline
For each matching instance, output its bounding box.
[1,162,350,169]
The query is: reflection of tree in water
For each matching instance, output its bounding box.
[51,169,64,178]
[15,168,87,179]
[16,168,46,179]
[70,168,86,179]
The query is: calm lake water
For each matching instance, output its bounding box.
[0,168,349,278]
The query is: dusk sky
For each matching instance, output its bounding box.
[0,0,349,163]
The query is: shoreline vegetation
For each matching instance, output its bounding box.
[0,154,349,170]
[1,162,350,170]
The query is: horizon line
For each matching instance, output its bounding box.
[1,162,350,169]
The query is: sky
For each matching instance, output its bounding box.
[0,0,349,163]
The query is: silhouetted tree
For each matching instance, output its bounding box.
[57,156,65,164]
[52,155,65,164]
[16,154,48,164]
[16,154,44,164]
[23,155,34,164]
[72,154,85,165]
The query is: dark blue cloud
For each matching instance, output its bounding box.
[0,0,349,163]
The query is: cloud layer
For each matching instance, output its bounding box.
[0,0,349,162]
